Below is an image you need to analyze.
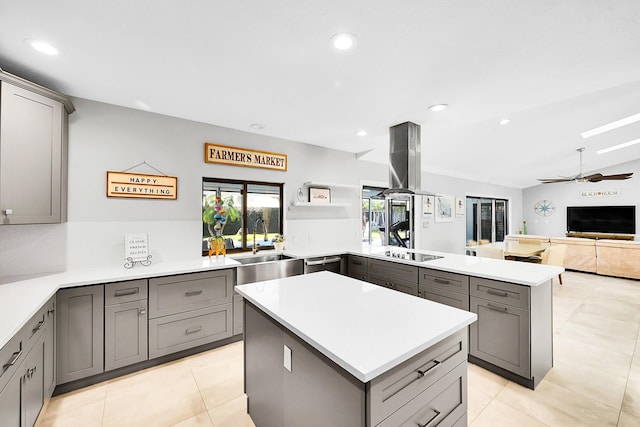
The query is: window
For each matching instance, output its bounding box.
[202,178,283,254]
[361,186,386,246]
[466,196,508,244]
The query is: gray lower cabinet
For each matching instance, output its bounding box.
[0,296,55,427]
[149,270,233,358]
[368,258,418,296]
[233,294,244,336]
[104,280,148,371]
[245,302,468,427]
[418,268,470,310]
[468,276,553,388]
[0,73,73,225]
[57,285,104,384]
[346,255,368,281]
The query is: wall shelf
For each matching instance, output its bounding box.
[303,181,360,190]
[289,201,351,209]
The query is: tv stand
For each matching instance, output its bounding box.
[565,232,635,241]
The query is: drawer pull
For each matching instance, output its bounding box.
[417,409,441,427]
[487,303,508,312]
[487,288,508,297]
[114,288,139,297]
[185,290,203,297]
[3,350,23,371]
[31,319,45,335]
[417,360,440,378]
[433,278,450,285]
[139,308,147,316]
[353,260,363,265]
[185,326,203,335]
[47,308,55,316]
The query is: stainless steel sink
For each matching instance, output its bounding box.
[235,254,303,284]
[234,254,294,265]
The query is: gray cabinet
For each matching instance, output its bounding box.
[368,258,418,296]
[0,72,74,225]
[149,270,233,358]
[0,364,21,427]
[419,268,470,310]
[104,280,148,371]
[233,293,244,336]
[57,285,104,384]
[468,277,553,388]
[22,337,44,427]
[346,255,368,281]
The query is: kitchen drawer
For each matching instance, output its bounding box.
[21,296,55,359]
[0,329,23,394]
[369,274,418,296]
[470,277,529,309]
[377,361,467,427]
[149,270,233,318]
[419,285,470,311]
[105,279,148,305]
[368,329,467,427]
[419,268,469,295]
[347,255,368,280]
[149,303,232,359]
[368,258,418,283]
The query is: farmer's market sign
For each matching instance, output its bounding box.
[107,171,177,199]
[204,143,288,171]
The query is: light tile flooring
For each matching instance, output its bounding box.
[37,271,640,426]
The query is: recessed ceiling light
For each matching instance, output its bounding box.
[25,39,58,55]
[596,137,640,154]
[250,123,265,130]
[428,104,448,112]
[330,33,357,51]
[356,130,367,136]
[581,112,640,139]
[499,118,510,125]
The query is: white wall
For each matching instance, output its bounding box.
[522,158,640,238]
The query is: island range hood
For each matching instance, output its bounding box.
[382,121,433,198]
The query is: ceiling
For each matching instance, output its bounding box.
[1,0,639,189]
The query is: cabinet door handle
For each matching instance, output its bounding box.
[185,326,203,335]
[487,288,508,297]
[185,290,203,297]
[487,303,508,312]
[31,319,45,335]
[417,409,441,427]
[433,278,450,285]
[139,308,147,316]
[114,288,139,297]
[353,260,363,265]
[47,308,55,316]
[3,350,23,371]
[417,360,440,378]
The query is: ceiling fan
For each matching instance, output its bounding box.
[537,147,633,184]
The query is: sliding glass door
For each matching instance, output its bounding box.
[466,196,509,244]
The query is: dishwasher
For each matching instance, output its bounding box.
[303,255,344,274]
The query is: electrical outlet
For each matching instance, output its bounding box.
[283,345,292,372]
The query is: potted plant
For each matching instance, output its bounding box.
[203,195,239,257]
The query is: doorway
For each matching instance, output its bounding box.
[466,197,508,244]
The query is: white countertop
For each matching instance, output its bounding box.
[0,244,561,350]
[236,271,477,382]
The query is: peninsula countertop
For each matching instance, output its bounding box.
[236,271,477,382]
[0,244,562,350]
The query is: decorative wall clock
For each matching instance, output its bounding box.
[534,200,555,216]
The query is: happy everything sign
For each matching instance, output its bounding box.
[107,171,178,199]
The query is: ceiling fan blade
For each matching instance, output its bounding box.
[589,172,633,181]
[582,173,604,182]
[537,178,573,183]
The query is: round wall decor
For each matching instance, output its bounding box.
[534,200,555,216]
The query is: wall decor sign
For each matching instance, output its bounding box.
[435,194,454,223]
[124,233,152,268]
[455,197,465,217]
[107,171,177,199]
[422,196,434,217]
[204,143,288,171]
[580,189,620,198]
[309,187,331,204]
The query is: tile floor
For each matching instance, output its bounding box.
[37,271,640,426]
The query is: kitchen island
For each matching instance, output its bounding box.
[236,271,477,427]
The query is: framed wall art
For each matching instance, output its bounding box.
[455,197,465,217]
[309,187,331,204]
[435,194,454,223]
[422,195,434,217]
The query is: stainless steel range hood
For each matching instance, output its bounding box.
[382,121,433,198]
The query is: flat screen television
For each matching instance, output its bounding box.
[567,205,636,234]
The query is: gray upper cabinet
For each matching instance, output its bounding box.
[57,285,104,384]
[0,72,74,225]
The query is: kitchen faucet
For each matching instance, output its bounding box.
[253,217,267,254]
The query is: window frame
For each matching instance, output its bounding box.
[202,177,284,255]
